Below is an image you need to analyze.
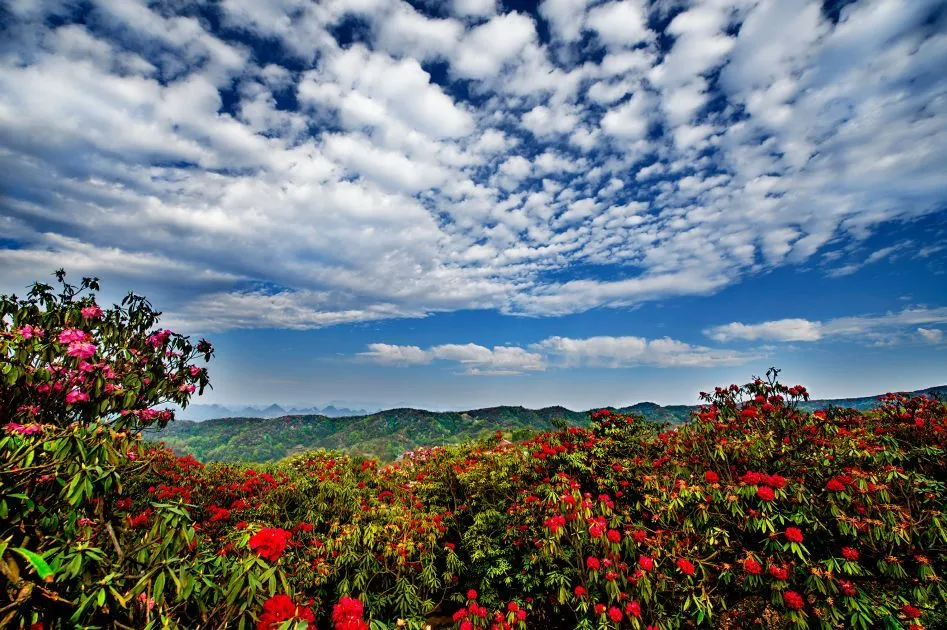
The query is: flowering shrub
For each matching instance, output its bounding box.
[2,274,946,629]
[0,272,215,628]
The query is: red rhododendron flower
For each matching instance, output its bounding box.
[902,604,922,620]
[841,547,859,562]
[840,580,857,597]
[742,471,763,485]
[784,527,804,543]
[594,603,606,616]
[460,621,473,630]
[625,601,641,618]
[507,602,519,612]
[608,607,622,623]
[765,474,787,489]
[606,529,621,543]
[127,508,152,529]
[743,558,762,575]
[704,471,719,484]
[257,594,315,630]
[574,585,587,598]
[332,596,368,630]
[756,486,775,502]
[586,556,601,571]
[783,590,804,610]
[769,565,789,581]
[249,528,292,562]
[638,555,654,572]
[676,558,695,576]
[826,478,846,492]
[467,589,478,600]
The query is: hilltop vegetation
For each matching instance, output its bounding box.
[2,274,946,630]
[155,388,946,463]
[156,406,590,462]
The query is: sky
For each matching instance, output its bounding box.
[1,0,946,411]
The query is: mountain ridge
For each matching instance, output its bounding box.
[156,384,946,463]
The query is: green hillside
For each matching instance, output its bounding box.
[154,405,592,462]
[155,384,945,462]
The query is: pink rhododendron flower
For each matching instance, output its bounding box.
[4,422,42,436]
[147,329,172,348]
[67,341,97,360]
[65,389,89,404]
[81,305,103,320]
[58,328,88,344]
[19,325,43,339]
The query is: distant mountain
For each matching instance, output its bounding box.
[798,384,947,412]
[175,403,369,421]
[156,385,946,463]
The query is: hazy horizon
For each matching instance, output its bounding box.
[185,377,947,414]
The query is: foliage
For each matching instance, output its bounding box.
[2,274,945,629]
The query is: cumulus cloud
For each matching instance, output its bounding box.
[359,342,546,375]
[706,307,947,344]
[705,319,824,343]
[360,333,759,374]
[586,1,651,47]
[917,328,944,344]
[534,335,759,368]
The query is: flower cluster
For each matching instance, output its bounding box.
[257,594,315,630]
[248,527,292,563]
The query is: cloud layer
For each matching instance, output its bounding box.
[1,0,946,332]
[705,307,947,346]
[360,334,760,374]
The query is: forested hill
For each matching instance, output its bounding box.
[154,385,946,463]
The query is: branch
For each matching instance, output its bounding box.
[106,522,125,564]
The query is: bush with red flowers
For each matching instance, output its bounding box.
[2,274,946,630]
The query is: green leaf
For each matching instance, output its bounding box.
[154,571,166,602]
[13,547,55,582]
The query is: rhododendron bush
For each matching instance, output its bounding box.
[2,275,945,629]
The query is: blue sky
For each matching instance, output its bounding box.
[1,0,945,410]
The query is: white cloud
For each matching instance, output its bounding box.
[601,92,652,140]
[539,0,588,43]
[521,104,580,137]
[451,12,536,79]
[452,0,497,18]
[706,307,947,344]
[303,45,475,139]
[377,4,464,60]
[361,333,757,374]
[360,343,431,365]
[536,335,758,368]
[705,318,824,343]
[498,155,532,180]
[586,1,650,47]
[359,342,546,374]
[917,328,944,344]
